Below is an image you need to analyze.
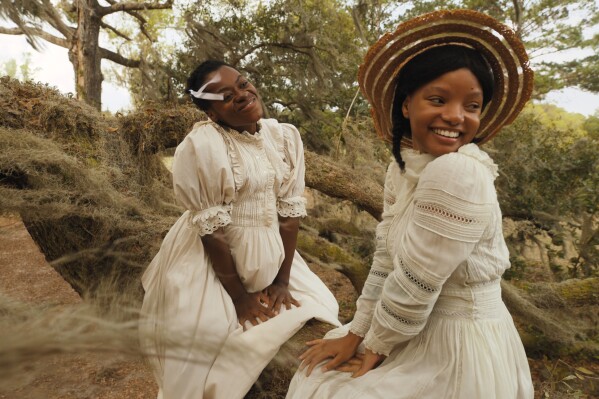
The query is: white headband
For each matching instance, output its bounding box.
[189,74,224,101]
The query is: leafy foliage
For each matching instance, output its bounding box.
[489,104,599,276]
[169,0,368,152]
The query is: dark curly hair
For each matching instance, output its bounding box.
[391,45,494,169]
[186,60,231,111]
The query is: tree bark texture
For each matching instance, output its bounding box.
[71,0,103,110]
[304,151,383,221]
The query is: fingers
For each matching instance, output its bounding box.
[257,305,275,322]
[335,358,362,373]
[301,347,349,376]
[265,285,301,313]
[321,354,349,372]
[351,353,383,378]
[284,293,300,310]
[351,364,370,378]
[298,340,327,361]
[257,312,270,323]
[305,353,328,376]
[336,364,361,373]
[336,357,363,368]
[237,298,276,326]
[259,290,270,305]
[274,295,285,313]
[298,348,331,376]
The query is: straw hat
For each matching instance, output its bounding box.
[358,9,534,144]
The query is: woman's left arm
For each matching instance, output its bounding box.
[265,123,307,312]
[265,215,301,312]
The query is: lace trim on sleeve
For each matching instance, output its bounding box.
[413,188,490,243]
[394,253,446,305]
[277,196,307,217]
[190,204,232,236]
[349,312,371,337]
[369,268,389,280]
[398,257,438,294]
[380,300,425,327]
[383,187,396,208]
[349,266,387,338]
[364,297,429,356]
[363,328,391,356]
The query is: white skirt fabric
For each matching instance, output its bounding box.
[287,282,533,399]
[140,211,340,399]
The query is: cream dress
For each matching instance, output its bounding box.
[140,119,340,399]
[287,144,534,399]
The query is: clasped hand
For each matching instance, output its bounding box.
[298,332,386,378]
[233,282,300,328]
[264,281,300,314]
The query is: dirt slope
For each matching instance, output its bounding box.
[0,215,158,399]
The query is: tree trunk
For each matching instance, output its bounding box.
[70,0,103,110]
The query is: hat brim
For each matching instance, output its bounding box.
[358,10,534,144]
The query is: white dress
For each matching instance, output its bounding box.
[287,144,534,399]
[140,119,340,399]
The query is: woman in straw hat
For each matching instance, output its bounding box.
[140,60,339,399]
[287,10,534,399]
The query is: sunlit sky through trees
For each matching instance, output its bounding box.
[1,16,597,115]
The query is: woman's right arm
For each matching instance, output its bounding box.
[297,162,398,375]
[350,161,399,337]
[201,228,275,326]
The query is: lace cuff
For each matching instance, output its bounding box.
[363,329,392,356]
[349,311,372,337]
[277,196,307,218]
[189,204,232,236]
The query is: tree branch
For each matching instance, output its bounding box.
[99,48,141,68]
[99,0,173,16]
[39,0,74,38]
[100,22,132,41]
[103,0,154,42]
[0,26,69,48]
[304,151,383,221]
[232,42,327,65]
[264,99,299,111]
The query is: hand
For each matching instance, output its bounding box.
[232,291,275,328]
[334,352,364,373]
[297,332,363,376]
[348,348,386,378]
[264,281,300,314]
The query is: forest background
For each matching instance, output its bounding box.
[0,0,598,398]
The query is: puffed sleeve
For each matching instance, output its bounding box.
[350,161,399,337]
[363,151,495,355]
[276,123,307,218]
[172,122,236,236]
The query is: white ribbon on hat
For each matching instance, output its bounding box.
[189,74,224,101]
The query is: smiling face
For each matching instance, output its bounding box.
[203,66,263,134]
[402,68,483,157]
